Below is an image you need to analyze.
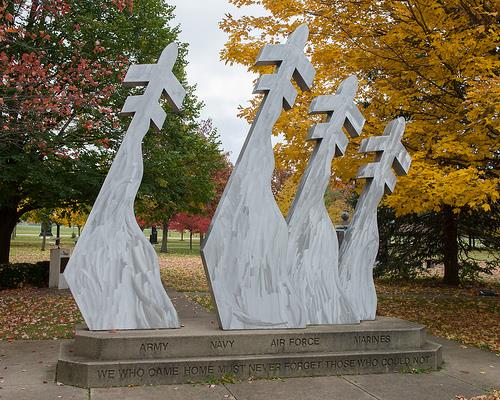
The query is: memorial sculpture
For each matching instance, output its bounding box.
[57,27,442,389]
[64,43,185,330]
[64,24,412,332]
[339,117,411,320]
[203,24,412,330]
[286,75,364,326]
[202,24,315,329]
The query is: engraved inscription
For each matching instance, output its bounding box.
[289,337,320,346]
[218,364,246,374]
[270,337,320,347]
[325,359,356,369]
[94,354,433,381]
[380,355,430,367]
[97,369,116,379]
[118,368,145,378]
[358,358,379,367]
[184,365,214,376]
[354,335,391,345]
[210,339,235,349]
[139,342,169,353]
[148,366,179,376]
[284,361,322,370]
[249,363,266,373]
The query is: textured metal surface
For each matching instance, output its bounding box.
[286,76,364,325]
[339,117,411,320]
[201,25,315,330]
[64,44,185,330]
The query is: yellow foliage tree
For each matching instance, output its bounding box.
[276,173,354,224]
[221,0,499,284]
[24,206,89,234]
[50,207,89,230]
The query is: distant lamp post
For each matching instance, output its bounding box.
[150,226,158,244]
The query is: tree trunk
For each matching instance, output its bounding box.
[0,207,18,264]
[442,206,459,285]
[40,220,49,251]
[189,230,193,250]
[180,230,184,241]
[41,232,46,251]
[160,219,169,253]
[200,232,204,245]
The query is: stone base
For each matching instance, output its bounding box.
[56,316,442,387]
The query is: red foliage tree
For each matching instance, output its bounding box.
[0,0,133,263]
[135,215,147,231]
[205,153,232,218]
[171,213,211,250]
[0,0,179,263]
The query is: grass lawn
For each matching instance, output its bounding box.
[1,228,499,354]
[9,223,201,263]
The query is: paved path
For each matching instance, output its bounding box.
[1,335,498,400]
[0,292,498,400]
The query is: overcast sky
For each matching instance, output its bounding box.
[168,0,266,162]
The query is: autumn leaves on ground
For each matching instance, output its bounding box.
[1,248,498,354]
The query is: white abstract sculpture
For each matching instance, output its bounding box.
[202,24,315,329]
[64,43,185,330]
[63,26,412,332]
[286,76,364,326]
[203,25,412,329]
[339,117,411,320]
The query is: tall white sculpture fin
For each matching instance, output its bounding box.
[64,43,186,330]
[339,117,411,320]
[202,25,315,330]
[286,76,364,326]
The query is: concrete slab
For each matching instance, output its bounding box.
[0,340,87,399]
[70,316,427,360]
[57,342,442,387]
[0,383,87,400]
[0,340,61,365]
[345,372,487,400]
[57,294,441,387]
[226,376,376,400]
[0,361,56,386]
[0,292,497,399]
[431,336,500,391]
[91,384,232,400]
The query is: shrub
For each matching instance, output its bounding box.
[0,261,50,289]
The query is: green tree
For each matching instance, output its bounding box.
[136,119,225,253]
[0,0,200,263]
